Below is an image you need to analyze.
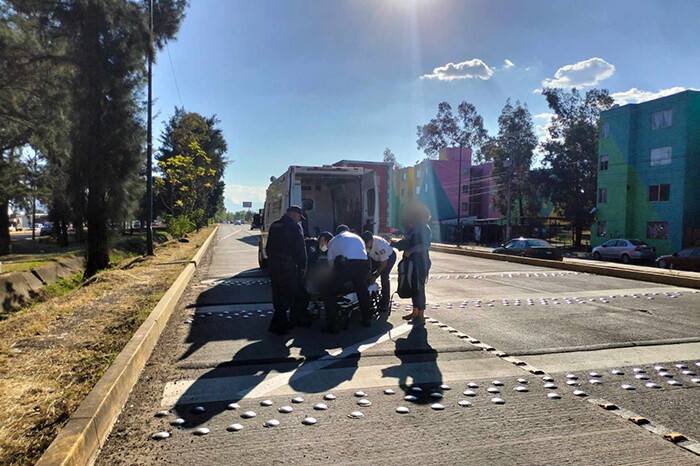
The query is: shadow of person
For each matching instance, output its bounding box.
[172,335,300,428]
[286,311,394,394]
[381,322,443,404]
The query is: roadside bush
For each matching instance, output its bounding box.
[166,215,195,238]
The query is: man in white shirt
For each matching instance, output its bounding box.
[321,225,372,332]
[362,231,396,312]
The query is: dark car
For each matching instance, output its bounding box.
[492,238,563,261]
[655,247,700,272]
[39,222,54,237]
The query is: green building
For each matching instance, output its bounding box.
[591,90,700,255]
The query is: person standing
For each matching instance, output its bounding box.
[265,205,307,335]
[362,231,397,313]
[322,225,372,333]
[392,204,432,323]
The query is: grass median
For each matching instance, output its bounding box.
[0,226,215,465]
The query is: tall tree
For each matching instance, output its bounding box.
[382,147,400,168]
[484,99,538,224]
[540,87,614,247]
[417,102,488,234]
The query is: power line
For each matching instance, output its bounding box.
[166,42,184,108]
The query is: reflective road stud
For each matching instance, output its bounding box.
[151,432,170,440]
[663,433,686,443]
[226,423,244,432]
[547,393,561,399]
[170,418,185,426]
[629,416,649,426]
[396,406,410,414]
[192,427,210,436]
[302,417,317,425]
[458,400,473,407]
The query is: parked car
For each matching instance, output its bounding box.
[492,238,563,261]
[592,238,656,264]
[234,219,242,225]
[39,223,54,236]
[655,247,700,271]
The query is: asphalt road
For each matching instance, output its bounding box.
[96,224,700,465]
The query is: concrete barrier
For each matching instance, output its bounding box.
[431,244,700,289]
[36,225,219,466]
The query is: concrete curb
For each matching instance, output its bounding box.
[431,244,700,289]
[36,225,219,466]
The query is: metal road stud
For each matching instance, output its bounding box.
[155,410,170,418]
[279,406,293,413]
[514,386,529,392]
[491,397,505,404]
[621,384,635,390]
[492,380,504,386]
[542,375,554,382]
[634,374,649,380]
[411,387,423,393]
[645,382,661,389]
[566,374,578,380]
[468,382,479,388]
[430,392,444,399]
[260,399,273,407]
[589,372,602,378]
[170,418,185,426]
[463,390,477,397]
[629,416,649,425]
[658,372,673,378]
[302,417,317,425]
[667,380,682,386]
[241,411,257,419]
[599,402,617,410]
[193,406,205,414]
[396,406,410,414]
[691,378,700,384]
[354,391,367,397]
[682,370,696,376]
[264,419,280,428]
[151,431,171,440]
[487,387,500,394]
[611,369,624,375]
[589,379,602,385]
[572,390,588,397]
[458,400,473,407]
[566,380,580,386]
[404,395,418,402]
[324,393,337,400]
[292,396,305,403]
[544,383,557,389]
[517,378,528,384]
[663,433,686,443]
[654,365,667,371]
[226,423,244,432]
[430,403,445,410]
[357,399,372,407]
[384,388,395,395]
[192,427,210,436]
[632,367,645,373]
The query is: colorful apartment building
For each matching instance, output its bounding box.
[591,90,700,255]
[390,147,500,229]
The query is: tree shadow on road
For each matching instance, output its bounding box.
[381,322,444,404]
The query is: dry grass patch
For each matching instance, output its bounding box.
[0,226,215,465]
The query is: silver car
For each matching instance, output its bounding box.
[592,238,656,264]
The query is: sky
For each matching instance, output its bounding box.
[150,0,700,212]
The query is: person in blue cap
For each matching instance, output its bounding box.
[265,205,307,334]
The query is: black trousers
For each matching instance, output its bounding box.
[322,259,371,330]
[371,252,396,311]
[269,260,307,331]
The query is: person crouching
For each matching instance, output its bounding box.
[321,225,372,333]
[362,231,397,313]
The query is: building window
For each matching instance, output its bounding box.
[601,122,610,138]
[401,188,405,197]
[415,186,420,195]
[648,184,670,202]
[647,221,668,239]
[461,202,469,211]
[401,172,407,181]
[415,169,422,178]
[651,109,673,130]
[462,185,468,194]
[462,167,469,176]
[600,155,609,171]
[425,183,429,192]
[598,187,607,204]
[650,146,672,166]
[597,221,606,237]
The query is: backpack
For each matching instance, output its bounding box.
[396,257,418,299]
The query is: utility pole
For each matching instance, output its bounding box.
[146,0,154,256]
[456,145,463,245]
[504,157,513,240]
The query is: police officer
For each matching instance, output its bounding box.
[265,205,307,335]
[362,231,397,313]
[322,225,372,333]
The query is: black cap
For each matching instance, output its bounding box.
[335,224,349,234]
[287,205,306,220]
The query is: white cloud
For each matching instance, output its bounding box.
[225,184,267,206]
[421,59,494,81]
[541,57,615,89]
[534,112,555,120]
[503,59,515,69]
[610,86,697,105]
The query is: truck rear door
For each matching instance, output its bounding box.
[361,170,379,235]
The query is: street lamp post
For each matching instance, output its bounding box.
[146,0,154,256]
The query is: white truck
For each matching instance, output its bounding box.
[258,165,380,268]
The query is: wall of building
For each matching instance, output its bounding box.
[592,90,700,255]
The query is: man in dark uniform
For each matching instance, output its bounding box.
[265,205,307,335]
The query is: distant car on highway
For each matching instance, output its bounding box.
[592,238,656,264]
[492,238,563,261]
[655,247,700,271]
[234,219,242,225]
